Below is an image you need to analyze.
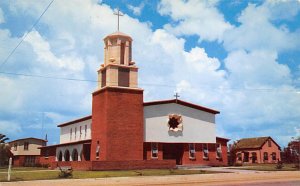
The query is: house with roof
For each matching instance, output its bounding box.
[9,137,47,166]
[38,30,229,170]
[233,136,281,164]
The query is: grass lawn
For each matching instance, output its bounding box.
[0,168,220,182]
[230,163,299,171]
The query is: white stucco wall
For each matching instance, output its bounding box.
[144,103,216,143]
[60,119,92,144]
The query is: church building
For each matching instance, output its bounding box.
[39,30,229,170]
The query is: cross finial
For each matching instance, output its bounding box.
[174,92,180,101]
[113,8,124,31]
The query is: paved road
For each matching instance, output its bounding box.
[1,170,299,186]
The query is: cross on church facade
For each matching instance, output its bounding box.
[174,92,180,100]
[113,8,123,31]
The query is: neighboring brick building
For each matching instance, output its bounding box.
[9,137,47,166]
[39,31,229,170]
[233,136,281,164]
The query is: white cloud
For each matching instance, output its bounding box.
[127,3,145,16]
[223,2,300,52]
[158,0,233,42]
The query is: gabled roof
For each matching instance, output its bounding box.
[57,115,92,127]
[9,137,47,143]
[143,99,220,114]
[235,136,280,150]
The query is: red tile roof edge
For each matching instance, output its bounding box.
[143,99,220,114]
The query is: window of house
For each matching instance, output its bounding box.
[216,143,222,159]
[151,143,158,159]
[24,142,29,150]
[70,128,72,141]
[189,143,196,159]
[75,127,77,140]
[79,126,82,139]
[268,140,272,147]
[13,143,17,151]
[85,125,87,139]
[203,144,209,159]
[272,152,276,161]
[96,141,100,159]
[251,152,257,163]
[243,152,249,162]
[264,152,268,161]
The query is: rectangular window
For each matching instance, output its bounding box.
[24,142,29,151]
[203,144,209,159]
[96,141,100,159]
[101,70,106,87]
[75,127,77,140]
[85,125,87,139]
[118,68,130,87]
[272,152,276,161]
[79,126,82,139]
[70,128,72,141]
[13,143,17,151]
[189,143,196,159]
[216,143,222,159]
[120,42,125,65]
[264,152,268,161]
[151,143,158,159]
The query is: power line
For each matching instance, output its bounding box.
[0,0,55,70]
[0,71,299,93]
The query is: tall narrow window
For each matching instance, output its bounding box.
[96,141,100,159]
[70,128,72,141]
[189,144,196,159]
[75,127,77,140]
[151,143,158,159]
[216,143,222,159]
[101,70,106,87]
[79,126,82,139]
[120,42,125,64]
[85,125,87,139]
[24,142,29,150]
[14,143,17,151]
[272,152,276,161]
[264,152,268,161]
[203,144,209,159]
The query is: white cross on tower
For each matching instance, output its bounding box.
[114,8,123,31]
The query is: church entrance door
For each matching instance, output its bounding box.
[163,143,184,165]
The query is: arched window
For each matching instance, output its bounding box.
[263,152,268,161]
[58,151,63,161]
[72,149,78,161]
[64,150,70,161]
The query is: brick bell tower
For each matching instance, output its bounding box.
[90,31,144,161]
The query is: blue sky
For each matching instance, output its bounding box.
[0,0,300,147]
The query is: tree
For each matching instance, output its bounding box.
[0,134,11,166]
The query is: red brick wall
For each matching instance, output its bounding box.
[91,87,144,161]
[39,146,56,166]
